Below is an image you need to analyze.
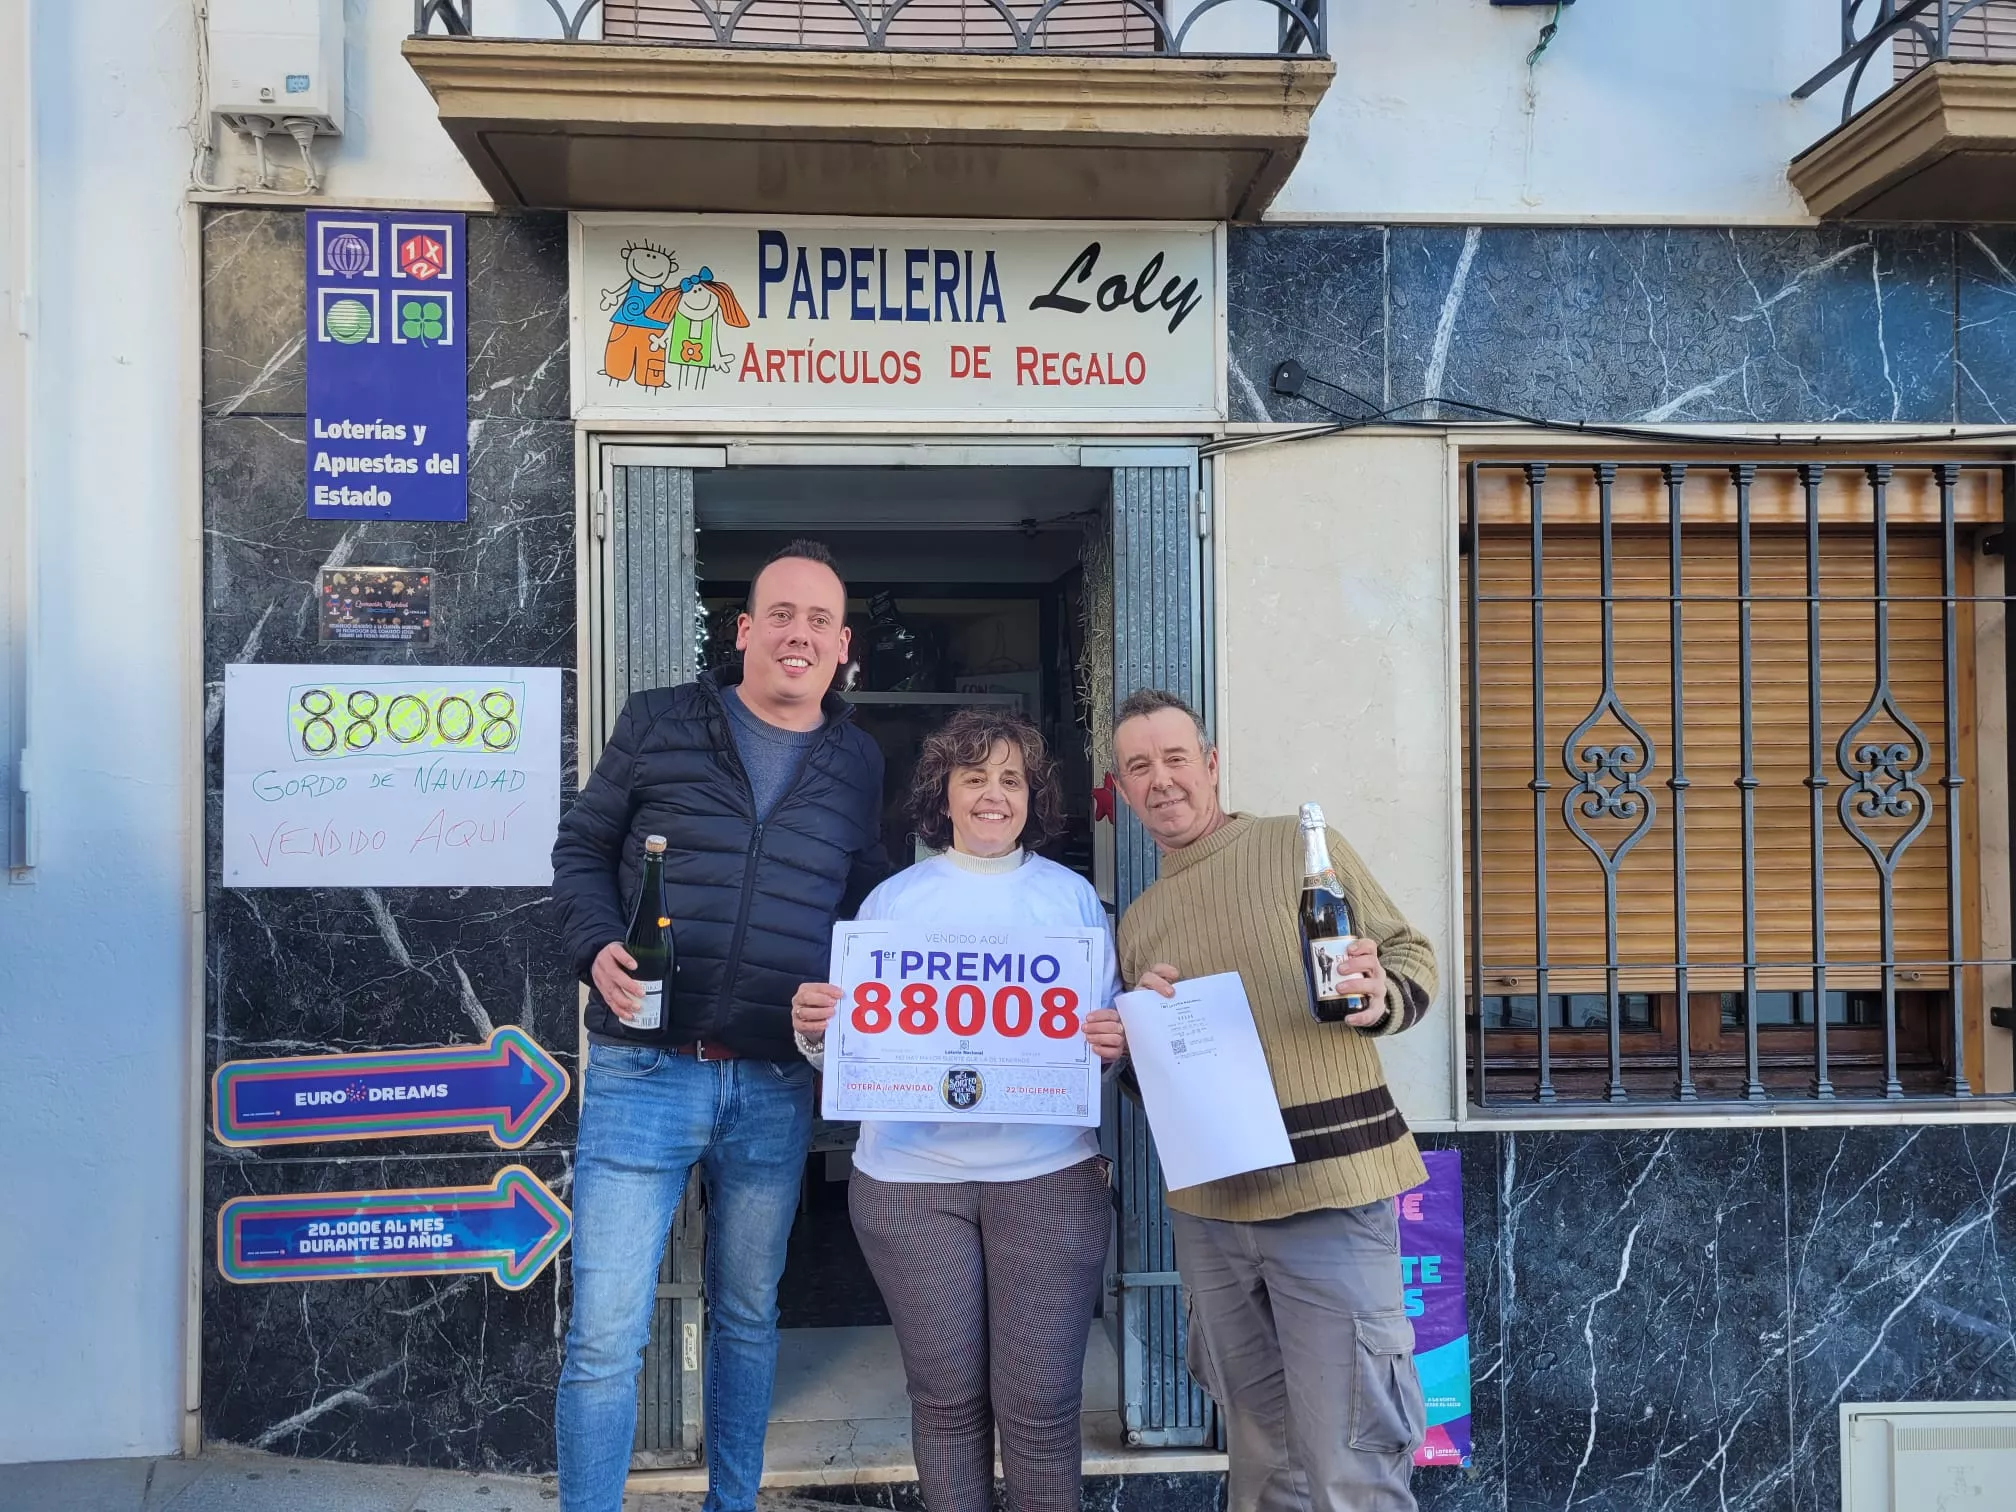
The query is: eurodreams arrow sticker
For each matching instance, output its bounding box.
[217,1165,571,1290]
[212,1027,569,1150]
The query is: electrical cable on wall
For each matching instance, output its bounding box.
[1198,360,2016,459]
[183,0,237,194]
[1526,1,1565,69]
[185,1,325,197]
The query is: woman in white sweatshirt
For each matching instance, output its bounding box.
[790,707,1126,1512]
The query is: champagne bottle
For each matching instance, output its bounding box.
[1297,803,1366,1024]
[624,835,672,1031]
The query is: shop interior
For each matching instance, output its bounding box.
[692,464,1124,1468]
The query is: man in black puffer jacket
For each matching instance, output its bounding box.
[551,540,886,1512]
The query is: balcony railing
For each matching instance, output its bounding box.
[1796,0,2016,122]
[413,0,1327,58]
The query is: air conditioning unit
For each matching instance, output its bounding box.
[1843,1401,2016,1512]
[206,0,345,136]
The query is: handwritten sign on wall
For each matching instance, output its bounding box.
[222,664,561,888]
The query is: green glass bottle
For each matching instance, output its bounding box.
[624,834,671,1031]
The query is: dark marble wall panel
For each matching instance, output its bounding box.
[201,209,578,1472]
[1388,227,1955,426]
[1498,1130,1791,1512]
[467,215,572,423]
[1230,225,1984,428]
[1957,230,2016,425]
[203,208,307,418]
[1786,1124,2016,1512]
[1226,226,1386,423]
[202,1150,571,1471]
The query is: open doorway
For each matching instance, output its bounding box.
[696,465,1120,1468]
[598,446,1211,1477]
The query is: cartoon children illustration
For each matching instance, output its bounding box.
[599,242,679,389]
[660,268,750,389]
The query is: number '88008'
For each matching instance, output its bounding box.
[290,686,520,759]
[850,982,1082,1040]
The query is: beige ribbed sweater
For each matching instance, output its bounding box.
[1116,813,1435,1222]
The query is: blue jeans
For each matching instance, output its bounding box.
[556,1042,814,1512]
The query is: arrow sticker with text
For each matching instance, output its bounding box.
[212,1027,569,1149]
[217,1165,571,1290]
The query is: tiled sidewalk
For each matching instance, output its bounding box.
[0,1444,823,1512]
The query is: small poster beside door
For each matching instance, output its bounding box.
[1405,1148,1472,1469]
[318,566,434,644]
[821,921,1105,1126]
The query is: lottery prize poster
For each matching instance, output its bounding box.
[307,209,468,520]
[822,922,1105,1126]
[221,663,561,888]
[1405,1148,1473,1468]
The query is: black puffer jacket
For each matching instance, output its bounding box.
[550,668,887,1060]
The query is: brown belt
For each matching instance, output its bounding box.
[672,1039,742,1062]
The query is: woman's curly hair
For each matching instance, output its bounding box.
[906,706,1064,854]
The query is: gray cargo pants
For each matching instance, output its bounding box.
[1173,1201,1424,1512]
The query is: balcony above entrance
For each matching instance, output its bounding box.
[1791,1,2016,220]
[403,0,1333,222]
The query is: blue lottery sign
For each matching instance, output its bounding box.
[306,210,468,521]
[218,1166,571,1291]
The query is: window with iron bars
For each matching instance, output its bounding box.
[1462,459,2010,1107]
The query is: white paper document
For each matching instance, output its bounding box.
[1114,972,1294,1191]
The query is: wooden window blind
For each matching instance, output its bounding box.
[1895,2,2016,77]
[1465,524,1976,1000]
[600,0,1162,51]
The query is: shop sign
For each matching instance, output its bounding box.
[212,1028,570,1151]
[1406,1148,1473,1469]
[306,209,468,520]
[821,922,1106,1126]
[571,216,1223,421]
[217,1166,571,1291]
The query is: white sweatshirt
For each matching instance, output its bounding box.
[809,849,1121,1184]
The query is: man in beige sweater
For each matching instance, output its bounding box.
[1113,689,1432,1512]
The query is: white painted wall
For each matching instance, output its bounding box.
[202,0,1854,224]
[203,0,494,207]
[1272,0,1851,222]
[0,0,202,1464]
[1215,433,1460,1127]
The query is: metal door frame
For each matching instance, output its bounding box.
[1092,448,1219,1449]
[584,434,1214,1465]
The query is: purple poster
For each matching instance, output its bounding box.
[1400,1148,1472,1467]
[306,210,468,520]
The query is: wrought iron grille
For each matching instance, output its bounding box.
[1795,1,2016,122]
[413,0,1327,58]
[1463,460,2010,1108]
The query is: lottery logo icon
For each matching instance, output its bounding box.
[940,1068,984,1112]
[400,232,447,282]
[324,297,374,344]
[325,231,373,278]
